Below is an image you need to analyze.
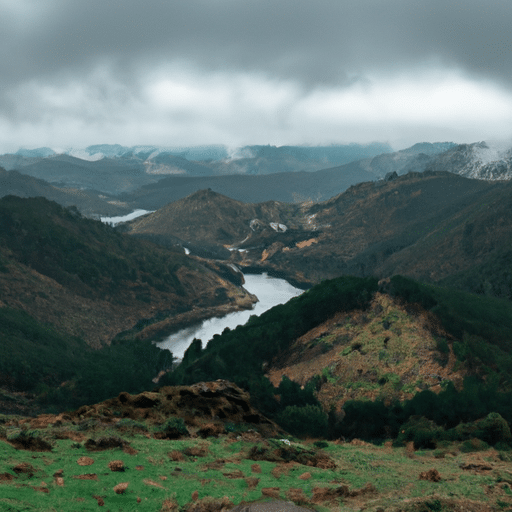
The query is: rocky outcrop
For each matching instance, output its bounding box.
[71,380,285,438]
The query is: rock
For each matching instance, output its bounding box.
[114,482,129,494]
[108,460,125,472]
[298,472,311,480]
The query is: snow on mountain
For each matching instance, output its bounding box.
[426,141,512,181]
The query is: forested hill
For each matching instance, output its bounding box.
[160,274,512,442]
[0,195,254,348]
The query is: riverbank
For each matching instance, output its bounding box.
[156,272,304,360]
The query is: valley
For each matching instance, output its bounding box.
[2,140,512,511]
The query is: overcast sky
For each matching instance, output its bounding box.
[1,0,512,153]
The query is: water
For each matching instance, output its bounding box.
[156,273,303,359]
[100,209,153,226]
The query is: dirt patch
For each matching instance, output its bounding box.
[0,472,14,481]
[245,477,260,489]
[419,468,442,482]
[169,450,185,461]
[12,462,35,476]
[184,445,209,458]
[74,473,98,480]
[183,496,234,512]
[144,478,165,489]
[85,436,128,451]
[114,482,129,494]
[77,456,94,466]
[247,443,336,469]
[262,488,281,499]
[296,239,318,249]
[7,433,52,452]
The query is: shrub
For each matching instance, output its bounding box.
[276,404,328,438]
[154,417,189,439]
[396,416,444,449]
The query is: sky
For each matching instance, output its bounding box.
[1,0,512,153]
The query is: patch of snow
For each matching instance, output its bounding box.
[270,222,287,232]
[183,247,191,255]
[473,141,510,165]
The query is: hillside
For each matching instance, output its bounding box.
[120,172,512,297]
[122,189,305,258]
[0,195,255,347]
[0,166,130,216]
[0,196,257,410]
[2,379,512,511]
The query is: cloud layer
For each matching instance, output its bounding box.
[2,0,512,152]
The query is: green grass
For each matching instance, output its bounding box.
[2,419,512,511]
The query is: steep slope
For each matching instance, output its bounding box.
[0,166,130,216]
[123,189,304,256]
[0,196,255,348]
[233,171,510,290]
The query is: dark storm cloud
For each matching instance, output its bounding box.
[3,0,512,88]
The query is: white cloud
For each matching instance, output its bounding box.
[1,61,512,153]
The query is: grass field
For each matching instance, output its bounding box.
[1,417,512,512]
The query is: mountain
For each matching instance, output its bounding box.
[15,147,56,158]
[128,171,512,298]
[119,142,456,209]
[0,166,131,216]
[0,196,255,349]
[121,189,305,258]
[426,141,512,180]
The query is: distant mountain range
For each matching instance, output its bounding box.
[2,140,512,217]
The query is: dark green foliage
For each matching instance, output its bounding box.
[338,399,402,440]
[277,376,318,408]
[445,413,512,446]
[182,338,203,365]
[0,306,174,410]
[154,417,189,438]
[276,404,328,438]
[0,307,85,392]
[0,195,188,301]
[395,416,443,449]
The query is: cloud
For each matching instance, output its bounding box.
[1,0,512,151]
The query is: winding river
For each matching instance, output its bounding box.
[99,211,304,360]
[156,273,304,359]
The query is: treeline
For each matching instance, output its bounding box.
[160,274,512,445]
[159,275,379,436]
[0,307,172,412]
[0,195,188,300]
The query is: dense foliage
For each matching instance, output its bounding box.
[0,307,173,412]
[160,275,378,434]
[0,195,188,300]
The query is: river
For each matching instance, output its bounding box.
[156,272,304,359]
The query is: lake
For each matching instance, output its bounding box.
[156,272,303,359]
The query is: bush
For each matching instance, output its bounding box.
[446,412,512,446]
[154,417,189,439]
[276,405,328,438]
[396,416,444,449]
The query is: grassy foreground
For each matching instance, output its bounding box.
[1,416,512,512]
